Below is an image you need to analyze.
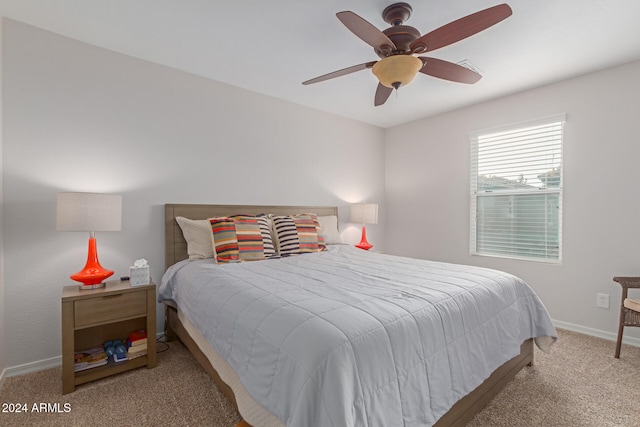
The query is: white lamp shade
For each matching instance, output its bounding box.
[56,192,122,232]
[351,203,378,225]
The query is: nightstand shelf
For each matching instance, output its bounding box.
[62,279,156,394]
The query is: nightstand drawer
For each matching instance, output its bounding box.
[75,291,147,327]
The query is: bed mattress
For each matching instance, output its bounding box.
[159,245,556,427]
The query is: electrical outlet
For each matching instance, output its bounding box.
[597,293,610,309]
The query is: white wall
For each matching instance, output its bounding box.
[385,59,640,342]
[0,17,6,382]
[1,19,385,370]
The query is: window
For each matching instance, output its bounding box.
[470,114,565,262]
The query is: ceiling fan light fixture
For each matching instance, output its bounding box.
[372,55,423,89]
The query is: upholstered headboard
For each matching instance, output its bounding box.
[165,204,339,269]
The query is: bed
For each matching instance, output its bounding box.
[159,204,556,427]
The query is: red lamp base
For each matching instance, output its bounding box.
[355,225,373,251]
[71,237,114,289]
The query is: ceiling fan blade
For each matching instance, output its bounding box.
[337,11,396,54]
[410,4,512,53]
[302,61,377,85]
[374,83,393,106]
[419,57,482,84]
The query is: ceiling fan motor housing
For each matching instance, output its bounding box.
[381,25,421,55]
[377,3,422,56]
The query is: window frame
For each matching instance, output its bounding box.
[469,114,565,263]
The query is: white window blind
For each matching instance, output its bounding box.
[470,114,565,262]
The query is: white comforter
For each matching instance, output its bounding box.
[159,245,556,427]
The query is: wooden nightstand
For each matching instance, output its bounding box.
[61,279,157,394]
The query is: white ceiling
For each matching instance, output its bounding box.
[1,0,640,128]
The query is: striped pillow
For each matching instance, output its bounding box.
[272,214,320,256]
[209,217,240,263]
[210,215,275,263]
[306,213,326,251]
[256,215,278,258]
[230,215,267,261]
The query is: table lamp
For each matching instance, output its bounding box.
[56,192,122,289]
[351,203,378,250]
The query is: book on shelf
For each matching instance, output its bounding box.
[74,346,108,372]
[75,359,107,372]
[127,349,147,360]
[128,329,148,346]
[128,341,147,351]
[127,344,147,355]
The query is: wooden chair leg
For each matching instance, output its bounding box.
[615,323,624,358]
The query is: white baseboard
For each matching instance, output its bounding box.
[3,355,61,379]
[0,367,6,390]
[552,319,640,347]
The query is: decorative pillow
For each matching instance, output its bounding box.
[305,213,327,251]
[175,216,216,259]
[209,215,276,263]
[256,215,278,258]
[229,215,267,261]
[317,215,342,244]
[209,217,240,263]
[271,214,320,256]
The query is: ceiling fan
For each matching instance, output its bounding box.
[302,3,512,106]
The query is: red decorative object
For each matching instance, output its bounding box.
[355,225,373,250]
[70,236,114,286]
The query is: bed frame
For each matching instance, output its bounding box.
[163,203,534,427]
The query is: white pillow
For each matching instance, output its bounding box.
[175,216,215,259]
[317,215,342,244]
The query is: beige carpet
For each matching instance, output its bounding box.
[1,328,639,426]
[0,341,241,427]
